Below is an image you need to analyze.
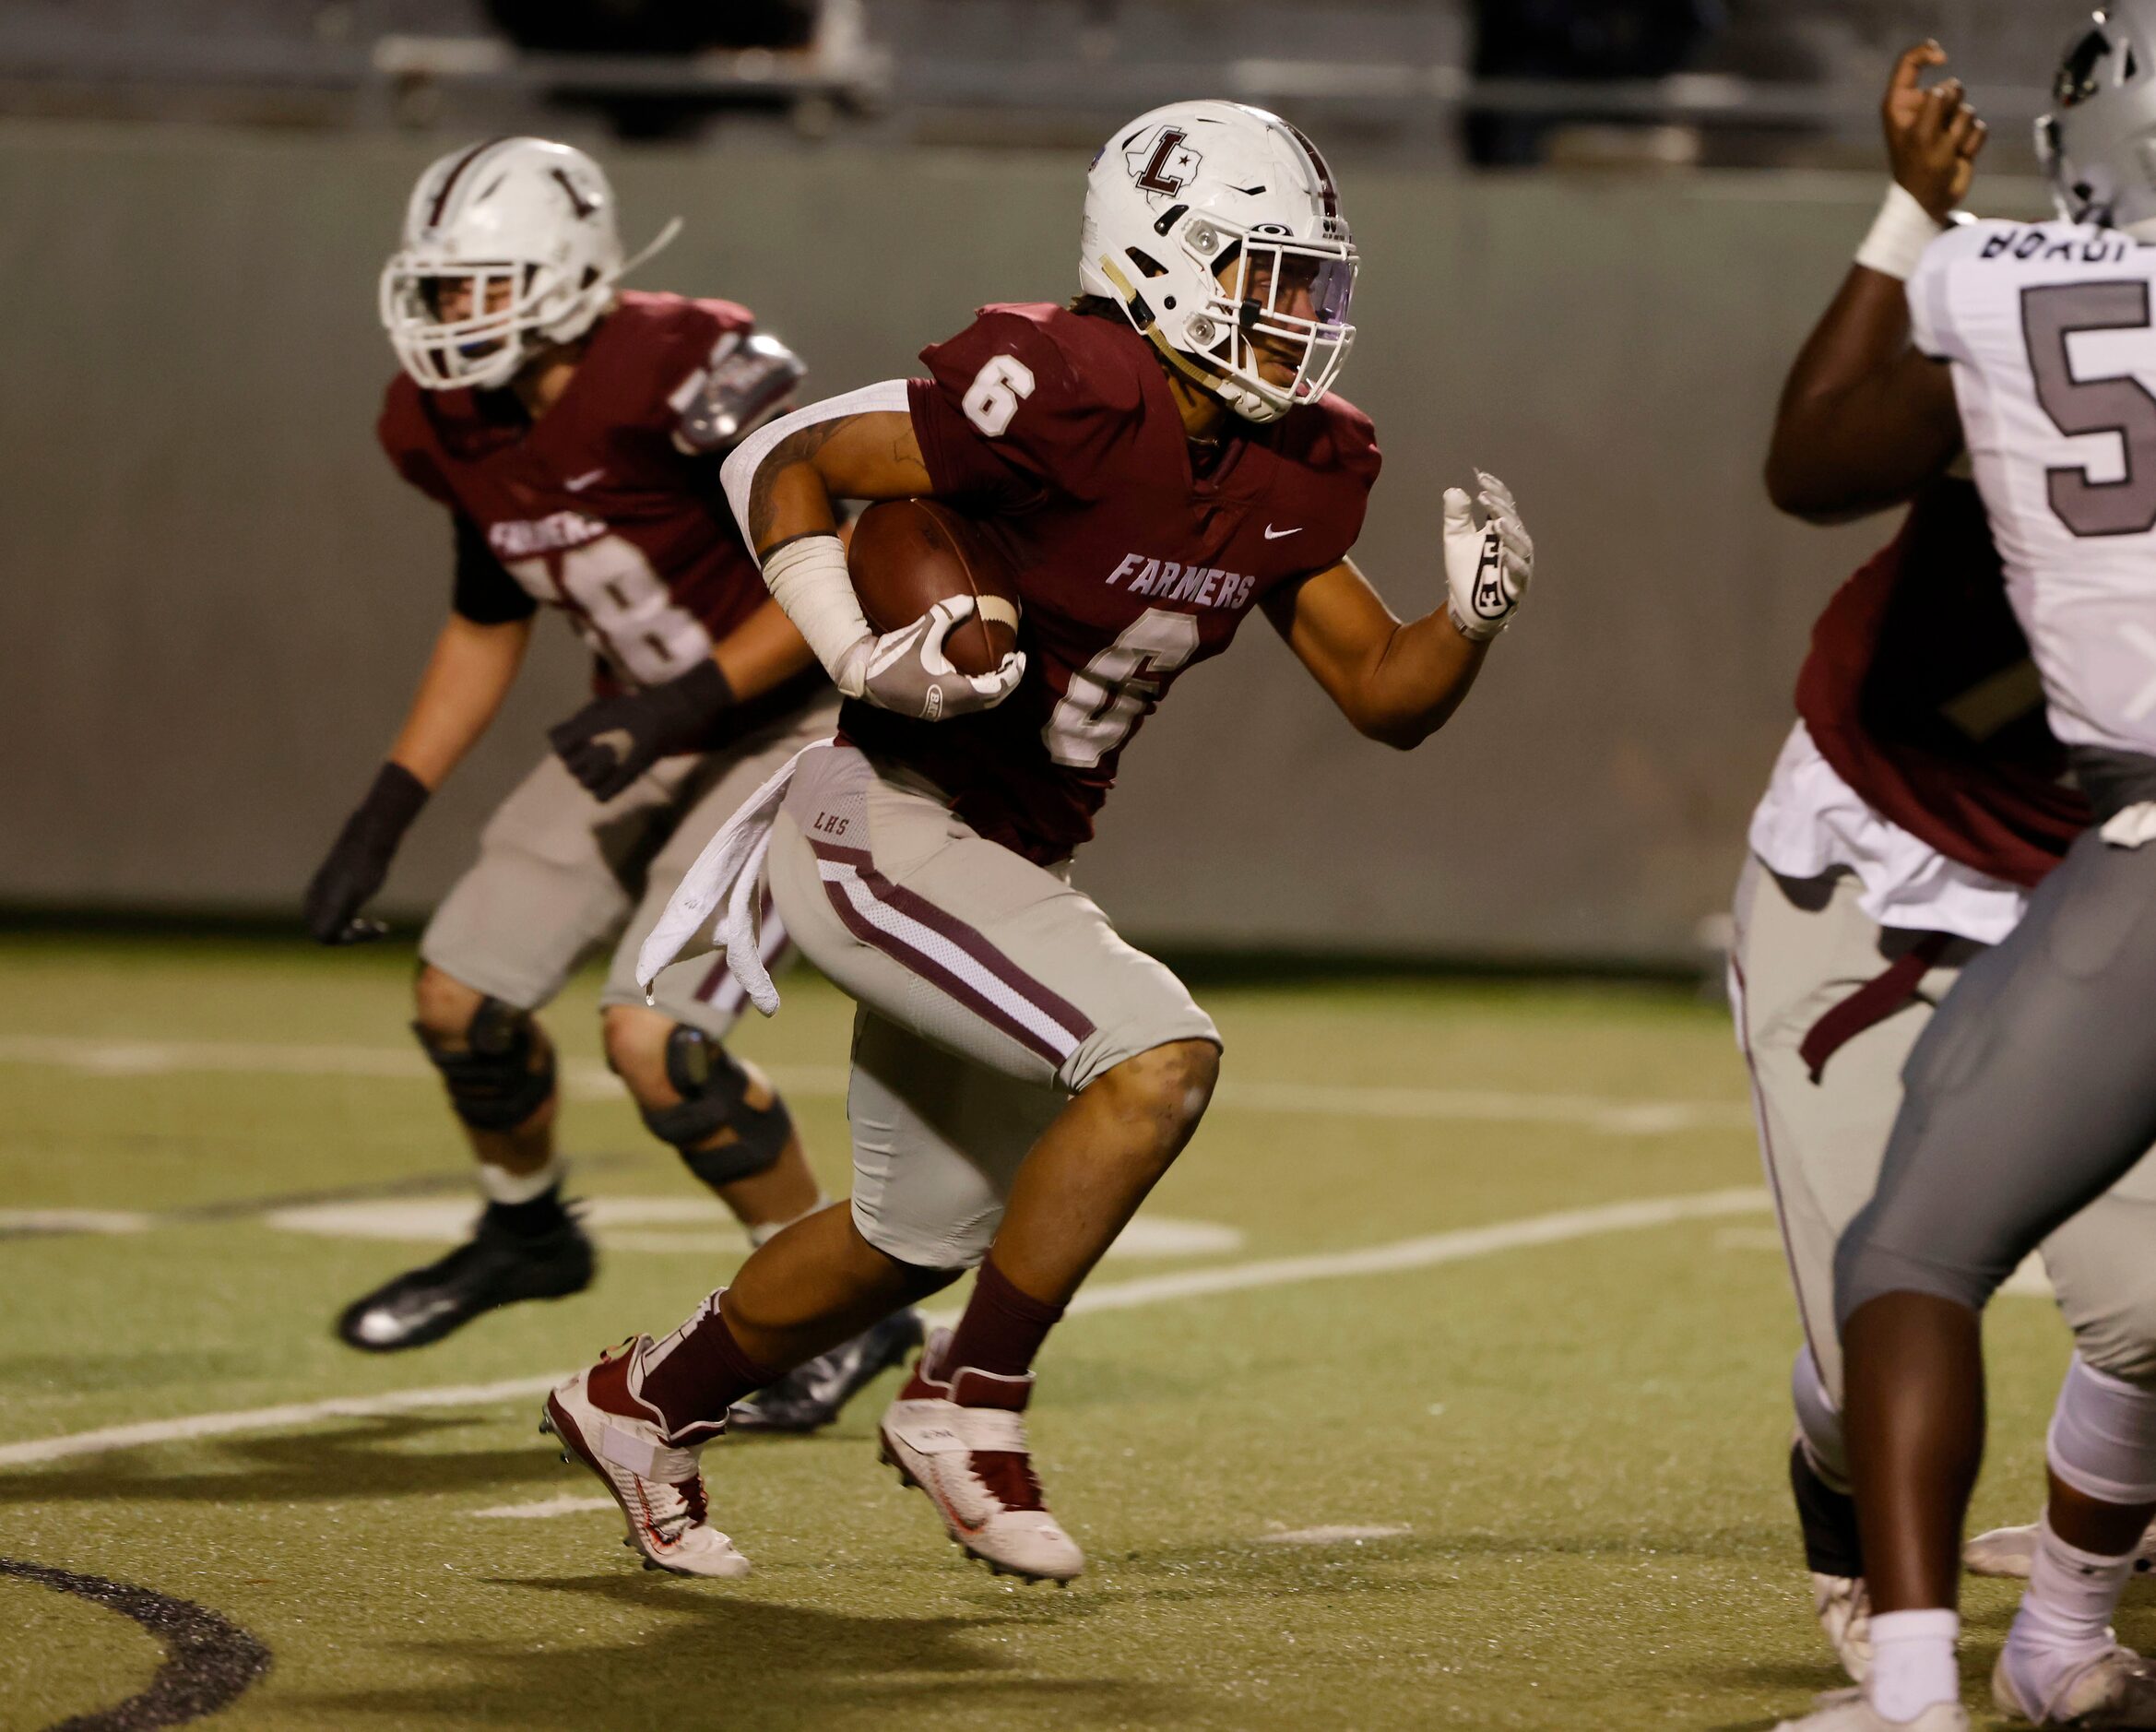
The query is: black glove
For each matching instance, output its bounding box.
[548,658,734,802]
[303,762,430,944]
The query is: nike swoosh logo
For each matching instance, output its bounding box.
[563,468,607,492]
[1263,524,1301,540]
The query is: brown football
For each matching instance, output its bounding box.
[847,498,1022,677]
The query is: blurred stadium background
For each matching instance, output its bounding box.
[0,0,2074,967]
[0,8,2117,1729]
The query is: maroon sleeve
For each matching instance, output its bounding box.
[1287,396,1380,572]
[376,378,456,507]
[580,294,741,445]
[907,307,1141,508]
[644,296,753,434]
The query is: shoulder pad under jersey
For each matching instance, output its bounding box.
[670,330,808,455]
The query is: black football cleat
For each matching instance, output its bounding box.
[729,1307,928,1433]
[336,1210,594,1352]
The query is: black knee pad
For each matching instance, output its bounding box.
[641,1025,792,1186]
[413,997,556,1133]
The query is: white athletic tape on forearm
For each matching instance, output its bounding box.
[761,534,872,694]
[1855,183,1947,281]
[717,377,914,544]
[976,596,1019,633]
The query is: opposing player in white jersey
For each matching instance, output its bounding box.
[1762,11,2156,1730]
[1751,42,2156,1714]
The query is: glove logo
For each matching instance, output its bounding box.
[1128,126,1202,200]
[1473,532,1507,619]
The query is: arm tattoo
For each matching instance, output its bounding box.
[745,416,851,551]
[743,411,932,552]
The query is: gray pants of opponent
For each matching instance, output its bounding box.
[1732,855,2156,1397]
[1831,798,2156,1348]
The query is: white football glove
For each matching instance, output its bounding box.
[1443,470,1534,643]
[835,594,1026,721]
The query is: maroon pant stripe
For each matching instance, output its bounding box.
[806,832,1095,1048]
[818,875,1069,1064]
[856,863,1095,1045]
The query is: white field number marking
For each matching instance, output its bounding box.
[960,354,1036,436]
[0,1188,1769,1467]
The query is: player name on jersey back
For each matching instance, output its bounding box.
[1910,218,2156,761]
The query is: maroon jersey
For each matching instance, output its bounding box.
[378,291,771,694]
[1795,478,2087,888]
[841,303,1380,863]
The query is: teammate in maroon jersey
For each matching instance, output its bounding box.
[304,137,920,1432]
[540,101,1536,1583]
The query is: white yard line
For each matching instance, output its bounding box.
[0,1375,563,1468]
[0,1188,1768,1469]
[469,1495,616,1520]
[0,1035,1749,1134]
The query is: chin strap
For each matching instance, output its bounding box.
[1095,255,1281,423]
[611,216,685,287]
[538,217,686,347]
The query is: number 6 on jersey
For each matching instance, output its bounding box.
[1044,609,1202,769]
[962,354,1037,437]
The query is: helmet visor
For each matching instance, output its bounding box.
[1219,234,1358,409]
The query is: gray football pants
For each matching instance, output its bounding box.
[1833,824,2156,1365]
[1733,856,2156,1394]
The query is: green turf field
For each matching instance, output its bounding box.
[0,932,2115,1730]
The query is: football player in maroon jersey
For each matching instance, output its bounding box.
[304,137,921,1432]
[539,102,1537,1584]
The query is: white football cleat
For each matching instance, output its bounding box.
[540,1336,750,1580]
[1994,1642,2156,1726]
[1771,1688,1969,1731]
[1967,1519,2156,1581]
[877,1329,1084,1584]
[1815,1572,1875,1682]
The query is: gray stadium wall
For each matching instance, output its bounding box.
[0,123,2017,966]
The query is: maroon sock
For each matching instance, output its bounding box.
[944,1258,1065,1383]
[636,1298,779,1439]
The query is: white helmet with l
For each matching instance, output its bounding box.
[1079,101,1357,423]
[380,136,681,392]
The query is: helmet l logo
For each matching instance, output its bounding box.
[1129,126,1201,198]
[551,168,598,220]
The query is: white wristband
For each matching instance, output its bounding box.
[762,534,872,697]
[1855,183,1947,281]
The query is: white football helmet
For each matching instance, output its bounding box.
[1079,101,1356,422]
[2040,4,2156,234]
[380,136,680,392]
